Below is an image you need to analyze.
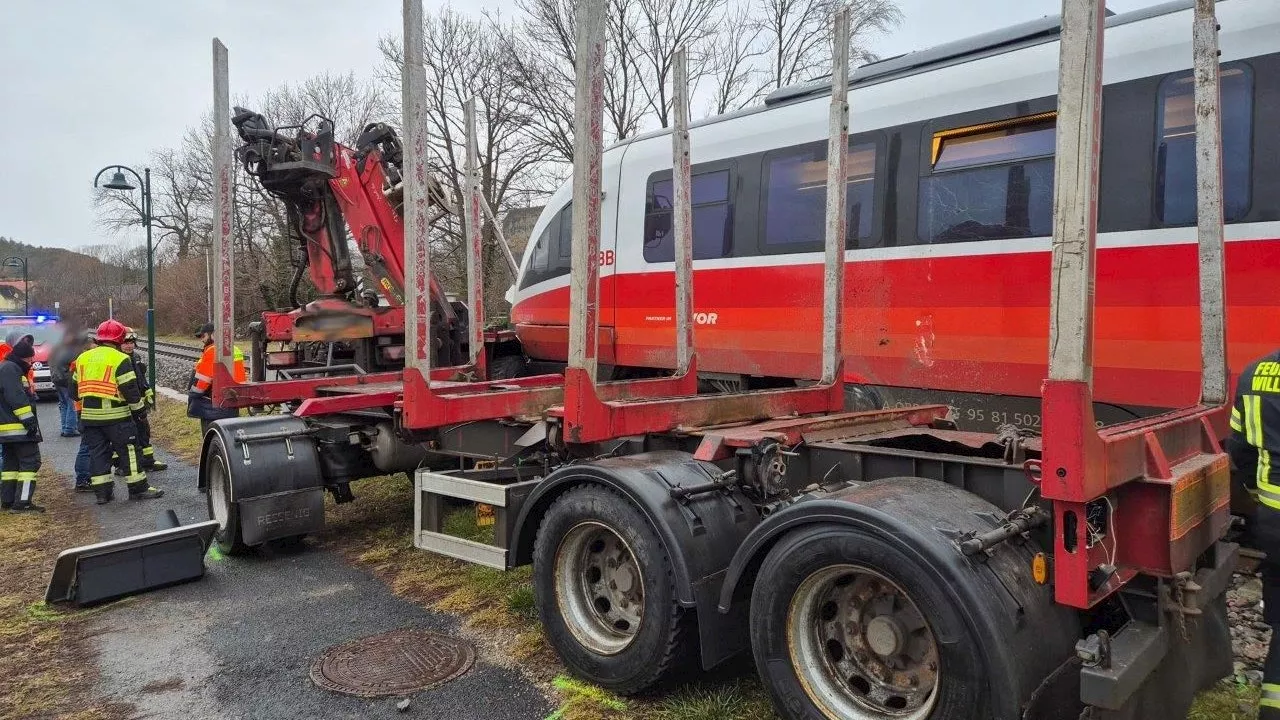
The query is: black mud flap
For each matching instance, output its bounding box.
[45,520,220,606]
[238,487,326,546]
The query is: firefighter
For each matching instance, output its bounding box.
[0,339,42,512]
[187,322,246,438]
[1,331,37,399]
[1229,351,1280,719]
[73,319,163,504]
[118,328,167,472]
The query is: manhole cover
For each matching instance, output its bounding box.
[310,628,475,697]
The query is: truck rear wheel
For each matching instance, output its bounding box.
[204,433,250,555]
[751,524,990,720]
[533,484,693,694]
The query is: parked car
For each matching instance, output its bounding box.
[0,315,66,400]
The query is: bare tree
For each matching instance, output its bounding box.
[379,8,557,309]
[705,3,766,114]
[633,0,726,127]
[508,0,650,157]
[754,0,902,93]
[258,71,392,146]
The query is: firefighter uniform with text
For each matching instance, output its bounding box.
[0,340,42,512]
[73,320,163,504]
[1229,351,1280,719]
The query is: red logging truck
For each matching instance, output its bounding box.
[199,0,1238,717]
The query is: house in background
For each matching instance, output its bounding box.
[0,281,32,314]
[501,206,545,265]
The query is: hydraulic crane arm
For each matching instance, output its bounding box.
[232,108,456,325]
[232,109,357,302]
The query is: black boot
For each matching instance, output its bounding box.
[94,484,114,505]
[127,481,164,500]
[148,460,168,472]
[9,502,45,513]
[74,483,94,493]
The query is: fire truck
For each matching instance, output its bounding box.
[199,0,1238,717]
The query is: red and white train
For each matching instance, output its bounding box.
[509,0,1279,430]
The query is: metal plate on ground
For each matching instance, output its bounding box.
[309,628,475,697]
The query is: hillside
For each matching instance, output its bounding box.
[0,236,138,326]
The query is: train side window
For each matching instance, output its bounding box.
[918,114,1056,243]
[519,204,566,289]
[762,142,876,248]
[644,170,732,263]
[556,202,573,259]
[1155,64,1252,225]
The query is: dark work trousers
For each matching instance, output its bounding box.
[85,420,145,499]
[0,442,40,508]
[1257,504,1280,718]
[116,411,157,471]
[136,411,155,467]
[74,416,90,485]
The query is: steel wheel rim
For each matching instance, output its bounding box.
[786,564,939,720]
[553,521,645,656]
[208,443,230,528]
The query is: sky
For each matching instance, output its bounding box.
[0,0,1161,253]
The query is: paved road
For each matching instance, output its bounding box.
[37,403,550,720]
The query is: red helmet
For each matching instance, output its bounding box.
[95,319,127,344]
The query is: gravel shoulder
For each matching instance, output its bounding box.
[37,400,550,720]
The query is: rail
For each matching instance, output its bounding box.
[137,339,203,362]
[137,339,254,366]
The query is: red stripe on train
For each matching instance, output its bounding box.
[511,237,1280,409]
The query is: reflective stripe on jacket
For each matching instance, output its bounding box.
[1229,351,1280,510]
[73,345,144,425]
[0,359,36,442]
[190,343,246,395]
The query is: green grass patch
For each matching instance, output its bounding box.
[651,678,775,720]
[154,334,202,347]
[147,395,206,463]
[547,675,629,720]
[1190,681,1262,720]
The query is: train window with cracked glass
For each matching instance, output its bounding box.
[644,169,733,263]
[761,141,877,250]
[918,113,1056,243]
[1155,63,1252,225]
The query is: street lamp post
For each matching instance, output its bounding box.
[93,165,155,389]
[2,257,28,315]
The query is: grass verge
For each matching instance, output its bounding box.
[0,467,133,720]
[1191,681,1263,719]
[153,334,201,347]
[146,396,205,464]
[144,399,1247,719]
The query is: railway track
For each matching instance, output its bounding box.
[137,339,204,362]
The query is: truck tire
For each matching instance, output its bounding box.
[204,432,250,555]
[751,523,993,720]
[533,484,693,694]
